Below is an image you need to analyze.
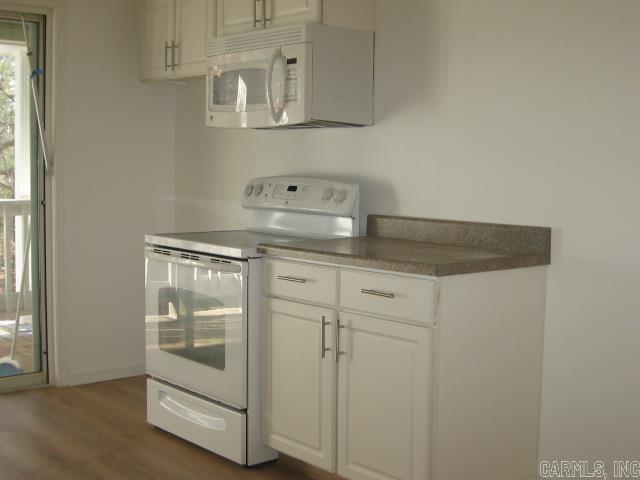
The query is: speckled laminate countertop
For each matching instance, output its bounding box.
[258,215,551,277]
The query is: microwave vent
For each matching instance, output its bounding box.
[260,120,364,129]
[180,253,200,261]
[152,248,171,256]
[208,24,307,56]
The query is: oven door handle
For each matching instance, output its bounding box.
[145,250,243,274]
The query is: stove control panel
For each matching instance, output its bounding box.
[241,176,359,216]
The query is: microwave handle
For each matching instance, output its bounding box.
[266,50,287,124]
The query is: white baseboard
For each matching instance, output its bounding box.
[61,363,146,386]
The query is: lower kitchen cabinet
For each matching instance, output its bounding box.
[262,297,432,480]
[337,313,432,480]
[262,258,546,480]
[263,298,337,471]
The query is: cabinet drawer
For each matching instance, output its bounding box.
[340,270,435,324]
[263,259,337,306]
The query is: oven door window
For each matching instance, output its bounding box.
[146,257,243,371]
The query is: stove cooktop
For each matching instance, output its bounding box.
[145,230,308,259]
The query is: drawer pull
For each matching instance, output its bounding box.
[277,275,307,284]
[159,393,227,431]
[361,289,395,299]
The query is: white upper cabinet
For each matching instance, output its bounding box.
[267,0,322,27]
[141,0,374,80]
[141,0,213,80]
[217,0,320,36]
[216,0,262,37]
[141,0,174,80]
[173,0,209,77]
[216,0,374,38]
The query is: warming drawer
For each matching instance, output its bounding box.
[147,379,247,464]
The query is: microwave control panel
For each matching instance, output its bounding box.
[242,176,359,217]
[284,58,301,105]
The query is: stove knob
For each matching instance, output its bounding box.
[244,185,254,197]
[322,187,334,201]
[254,183,264,196]
[334,189,348,204]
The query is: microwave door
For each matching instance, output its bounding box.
[207,45,307,128]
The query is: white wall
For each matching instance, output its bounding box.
[173,0,640,470]
[53,0,176,385]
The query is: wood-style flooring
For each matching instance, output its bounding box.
[0,376,311,480]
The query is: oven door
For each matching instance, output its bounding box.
[206,44,309,128]
[145,248,247,409]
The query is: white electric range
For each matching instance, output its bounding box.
[144,176,359,466]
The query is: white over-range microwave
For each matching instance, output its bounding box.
[206,23,374,129]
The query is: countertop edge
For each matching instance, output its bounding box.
[257,244,550,277]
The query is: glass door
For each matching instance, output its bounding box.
[0,12,47,391]
[145,248,248,409]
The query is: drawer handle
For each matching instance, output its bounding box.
[159,393,228,431]
[277,275,307,284]
[361,289,395,299]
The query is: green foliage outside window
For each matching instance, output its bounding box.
[0,54,15,199]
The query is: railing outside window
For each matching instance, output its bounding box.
[0,198,30,313]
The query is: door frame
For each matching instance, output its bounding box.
[0,0,60,390]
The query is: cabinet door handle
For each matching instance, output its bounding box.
[164,41,170,71]
[277,275,306,284]
[171,40,178,70]
[321,316,330,359]
[262,0,269,27]
[361,289,395,299]
[335,319,347,362]
[253,0,258,27]
[334,318,340,362]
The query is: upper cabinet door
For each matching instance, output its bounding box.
[266,0,322,27]
[141,0,174,80]
[216,0,263,37]
[337,313,432,480]
[174,0,209,78]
